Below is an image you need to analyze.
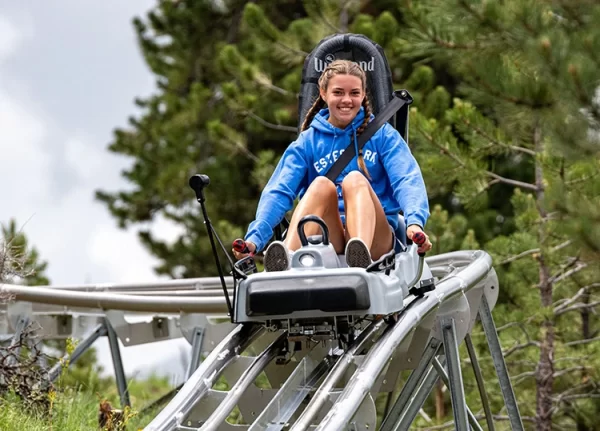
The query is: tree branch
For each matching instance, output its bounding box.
[549,256,580,283]
[566,171,600,186]
[564,336,600,347]
[338,0,351,32]
[485,171,538,191]
[457,0,505,34]
[499,248,540,265]
[274,40,308,57]
[561,394,600,401]
[503,340,539,358]
[555,301,600,317]
[553,283,600,312]
[552,240,573,252]
[499,240,573,266]
[513,370,537,385]
[418,126,537,191]
[243,111,298,133]
[553,366,588,379]
[549,262,588,285]
[463,121,536,156]
[496,321,522,332]
[255,79,294,96]
[490,415,536,423]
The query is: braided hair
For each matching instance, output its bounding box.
[301,60,373,179]
[356,96,373,179]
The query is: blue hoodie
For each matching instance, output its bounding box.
[245,107,430,252]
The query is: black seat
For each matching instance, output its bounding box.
[272,33,410,246]
[298,33,409,141]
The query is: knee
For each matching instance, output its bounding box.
[306,176,337,200]
[342,171,369,194]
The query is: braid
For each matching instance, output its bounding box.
[356,97,372,180]
[301,96,325,132]
[356,96,371,135]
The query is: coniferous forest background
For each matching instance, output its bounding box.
[2,1,599,430]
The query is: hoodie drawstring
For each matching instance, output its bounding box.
[352,126,360,164]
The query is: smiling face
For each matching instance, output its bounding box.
[319,74,365,129]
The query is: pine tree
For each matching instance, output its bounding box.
[399,1,600,429]
[95,0,302,277]
[1,219,49,286]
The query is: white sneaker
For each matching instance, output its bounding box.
[264,241,291,272]
[345,238,372,269]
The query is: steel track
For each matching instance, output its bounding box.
[1,250,521,430]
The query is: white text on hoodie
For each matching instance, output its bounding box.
[313,149,378,173]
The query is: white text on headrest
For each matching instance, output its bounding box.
[314,56,375,72]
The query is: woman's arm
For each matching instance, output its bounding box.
[378,124,430,229]
[244,138,309,252]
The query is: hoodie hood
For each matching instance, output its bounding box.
[310,106,368,134]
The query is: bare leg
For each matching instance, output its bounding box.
[284,177,346,254]
[342,172,393,260]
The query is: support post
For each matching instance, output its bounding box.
[380,338,441,431]
[441,317,469,431]
[48,323,107,382]
[432,358,483,431]
[186,326,205,379]
[465,334,496,431]
[105,318,130,408]
[479,296,524,431]
[392,358,445,430]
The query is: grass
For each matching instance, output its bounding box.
[0,373,174,431]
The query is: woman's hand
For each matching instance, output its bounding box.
[232,240,257,260]
[407,225,432,254]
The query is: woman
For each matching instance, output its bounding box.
[234,60,432,271]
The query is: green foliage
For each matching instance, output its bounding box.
[400,1,600,427]
[0,374,170,431]
[1,219,50,286]
[427,204,477,254]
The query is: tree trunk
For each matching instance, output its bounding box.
[533,120,555,431]
[435,382,445,421]
[339,0,349,32]
[581,291,591,339]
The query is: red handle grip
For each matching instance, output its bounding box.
[233,239,251,254]
[413,231,426,246]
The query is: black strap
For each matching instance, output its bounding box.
[325,90,412,182]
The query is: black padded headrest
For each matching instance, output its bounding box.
[298,33,395,132]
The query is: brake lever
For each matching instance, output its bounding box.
[407,231,427,289]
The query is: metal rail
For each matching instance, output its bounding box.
[0,283,228,313]
[2,249,521,430]
[144,323,264,431]
[44,277,233,292]
[315,250,492,430]
[251,353,338,431]
[198,332,287,430]
[288,319,385,431]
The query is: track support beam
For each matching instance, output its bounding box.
[480,296,524,431]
